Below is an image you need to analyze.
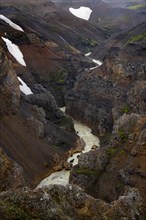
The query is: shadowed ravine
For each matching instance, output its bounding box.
[37,107,100,187]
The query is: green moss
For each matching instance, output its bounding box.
[56,68,67,81]
[127,4,145,10]
[106,147,117,157]
[122,104,130,113]
[56,116,74,132]
[118,129,127,142]
[75,168,98,176]
[82,38,98,47]
[119,149,126,156]
[53,192,61,204]
[128,31,146,43]
[0,200,30,220]
[57,79,65,84]
[31,67,68,85]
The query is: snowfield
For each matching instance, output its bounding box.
[69,7,92,20]
[0,14,24,32]
[2,37,26,66]
[17,77,33,95]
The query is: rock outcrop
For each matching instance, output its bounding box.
[0,42,20,117]
[70,113,146,216]
[0,185,144,220]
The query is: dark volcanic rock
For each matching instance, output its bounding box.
[66,74,114,137]
[68,34,146,213]
[23,90,63,120]
[0,185,144,220]
[66,39,146,139]
[0,42,20,117]
[70,114,146,209]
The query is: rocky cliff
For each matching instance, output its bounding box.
[0,41,82,189]
[67,25,146,217]
[0,185,144,220]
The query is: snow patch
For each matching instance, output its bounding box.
[89,59,102,70]
[0,14,24,32]
[2,37,26,66]
[92,59,102,66]
[18,77,33,95]
[69,7,92,21]
[85,52,92,56]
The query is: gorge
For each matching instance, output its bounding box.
[0,0,146,219]
[38,107,100,187]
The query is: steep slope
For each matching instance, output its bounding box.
[54,0,146,37]
[92,21,146,59]
[0,41,82,188]
[0,1,105,105]
[0,0,107,52]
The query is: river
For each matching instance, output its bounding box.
[37,107,100,187]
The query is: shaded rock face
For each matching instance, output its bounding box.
[0,43,20,117]
[66,42,146,138]
[23,89,63,120]
[66,74,114,137]
[67,35,146,217]
[0,185,144,220]
[20,102,46,139]
[21,87,79,153]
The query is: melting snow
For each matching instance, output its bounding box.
[69,7,92,21]
[92,59,102,66]
[89,59,102,70]
[2,37,26,66]
[17,77,33,95]
[84,52,102,70]
[0,14,24,32]
[85,52,92,56]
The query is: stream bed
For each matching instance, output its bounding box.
[38,107,100,187]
